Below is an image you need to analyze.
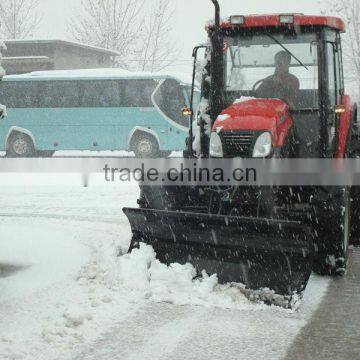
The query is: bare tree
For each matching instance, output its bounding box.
[0,0,41,39]
[136,0,178,72]
[70,0,145,68]
[319,0,360,98]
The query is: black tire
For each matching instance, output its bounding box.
[313,187,350,276]
[350,186,360,246]
[138,185,186,211]
[349,147,360,246]
[132,133,159,158]
[6,133,35,158]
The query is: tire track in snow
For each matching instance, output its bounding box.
[164,306,300,360]
[74,302,207,360]
[73,274,330,360]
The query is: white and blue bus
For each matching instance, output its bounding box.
[0,69,199,157]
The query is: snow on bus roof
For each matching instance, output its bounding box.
[3,68,193,85]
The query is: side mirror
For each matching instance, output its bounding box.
[182,108,193,117]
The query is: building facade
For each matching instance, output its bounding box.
[0,40,120,75]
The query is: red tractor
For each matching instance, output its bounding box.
[124,1,360,304]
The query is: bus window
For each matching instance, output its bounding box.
[80,80,121,107]
[0,81,37,108]
[153,79,188,127]
[37,81,80,108]
[122,79,157,107]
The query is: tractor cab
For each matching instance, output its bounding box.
[192,13,356,161]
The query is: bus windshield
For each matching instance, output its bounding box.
[225,33,319,110]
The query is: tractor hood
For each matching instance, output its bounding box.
[213,98,292,147]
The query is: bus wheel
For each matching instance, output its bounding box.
[7,133,35,158]
[132,133,159,158]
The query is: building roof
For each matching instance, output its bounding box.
[4,39,120,56]
[2,56,53,63]
[208,14,345,33]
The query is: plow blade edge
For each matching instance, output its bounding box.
[123,208,313,296]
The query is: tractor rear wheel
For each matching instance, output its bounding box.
[350,186,360,246]
[313,187,350,276]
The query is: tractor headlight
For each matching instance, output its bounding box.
[210,132,223,158]
[253,132,272,158]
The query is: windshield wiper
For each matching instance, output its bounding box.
[266,33,308,71]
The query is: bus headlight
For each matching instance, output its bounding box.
[210,132,223,158]
[253,132,272,158]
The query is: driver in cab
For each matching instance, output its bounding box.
[255,50,300,108]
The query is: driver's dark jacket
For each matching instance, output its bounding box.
[257,71,300,108]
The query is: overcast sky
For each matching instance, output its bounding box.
[34,0,323,72]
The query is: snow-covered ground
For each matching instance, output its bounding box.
[0,150,183,158]
[0,174,330,360]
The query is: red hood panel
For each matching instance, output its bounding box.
[213,99,292,147]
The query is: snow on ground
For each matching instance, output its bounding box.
[0,174,330,360]
[0,150,183,158]
[0,218,90,299]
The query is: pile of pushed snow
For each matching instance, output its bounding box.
[115,244,271,311]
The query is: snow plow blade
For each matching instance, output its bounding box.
[123,208,313,297]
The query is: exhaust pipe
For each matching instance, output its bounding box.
[197,0,223,158]
[209,0,224,138]
[211,0,220,27]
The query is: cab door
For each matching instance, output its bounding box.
[324,37,344,156]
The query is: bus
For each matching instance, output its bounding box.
[0,69,199,157]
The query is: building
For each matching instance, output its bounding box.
[0,40,120,75]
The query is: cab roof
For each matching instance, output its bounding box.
[208,14,345,33]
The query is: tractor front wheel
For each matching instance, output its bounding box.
[313,187,350,276]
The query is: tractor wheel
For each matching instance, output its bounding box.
[132,133,159,158]
[138,185,183,210]
[313,187,350,276]
[350,186,360,246]
[6,133,35,158]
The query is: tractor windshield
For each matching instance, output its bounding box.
[225,33,319,110]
